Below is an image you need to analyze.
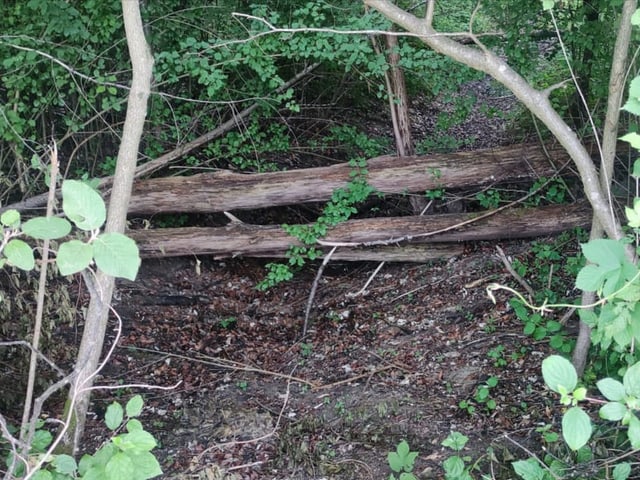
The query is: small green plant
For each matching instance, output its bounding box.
[441,432,472,480]
[487,345,507,367]
[459,376,499,414]
[218,316,237,329]
[236,380,249,392]
[5,395,161,479]
[475,189,501,209]
[299,342,313,357]
[387,439,418,480]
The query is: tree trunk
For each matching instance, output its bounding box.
[60,0,154,453]
[128,200,591,260]
[127,142,572,214]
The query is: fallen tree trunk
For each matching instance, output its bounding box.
[128,199,591,261]
[127,142,571,214]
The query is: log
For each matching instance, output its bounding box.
[129,200,591,261]
[127,143,571,214]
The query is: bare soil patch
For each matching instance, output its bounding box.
[71,237,570,479]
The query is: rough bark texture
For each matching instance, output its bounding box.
[127,143,571,214]
[128,200,591,260]
[62,1,154,453]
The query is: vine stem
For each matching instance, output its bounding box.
[486,268,640,315]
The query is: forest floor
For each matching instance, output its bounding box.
[77,78,581,479]
[1,77,585,479]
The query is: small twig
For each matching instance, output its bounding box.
[0,341,66,377]
[195,365,294,461]
[347,261,386,297]
[495,245,536,300]
[303,246,337,336]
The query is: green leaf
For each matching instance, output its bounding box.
[52,454,78,475]
[4,239,35,271]
[105,452,134,480]
[62,179,106,231]
[632,8,640,26]
[1,209,20,227]
[93,232,140,281]
[582,239,626,269]
[623,361,640,396]
[621,132,640,149]
[599,401,627,421]
[628,414,640,449]
[22,217,72,240]
[126,395,144,418]
[442,455,465,477]
[541,0,555,11]
[562,406,592,451]
[542,355,577,393]
[125,450,162,479]
[126,419,143,432]
[31,471,52,480]
[575,264,606,292]
[633,159,640,178]
[597,378,626,401]
[56,240,93,275]
[441,431,468,451]
[613,462,631,480]
[626,198,640,228]
[105,402,124,430]
[115,430,157,452]
[512,458,545,480]
[32,429,53,452]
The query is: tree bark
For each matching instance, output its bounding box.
[363,0,624,242]
[129,200,592,260]
[61,0,154,453]
[572,0,637,375]
[127,142,572,214]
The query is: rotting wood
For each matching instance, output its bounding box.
[126,142,571,215]
[128,199,591,261]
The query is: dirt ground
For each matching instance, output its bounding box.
[70,237,572,480]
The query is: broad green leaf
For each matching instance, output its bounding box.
[562,406,592,451]
[512,458,545,480]
[32,429,53,452]
[105,452,134,480]
[582,239,626,269]
[575,264,606,292]
[1,209,20,227]
[629,76,640,99]
[93,233,140,281]
[626,199,640,228]
[632,9,640,26]
[633,159,640,178]
[57,240,93,275]
[52,454,78,475]
[441,431,468,451]
[621,132,640,149]
[542,355,577,393]
[629,414,640,449]
[4,239,35,271]
[442,456,465,477]
[541,0,555,11]
[22,217,71,240]
[31,471,52,480]
[125,450,162,479]
[126,395,144,418]
[126,419,143,432]
[613,462,631,480]
[623,361,640,397]
[597,378,626,401]
[115,430,157,452]
[622,96,640,116]
[599,401,627,421]
[105,402,124,431]
[62,179,106,231]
